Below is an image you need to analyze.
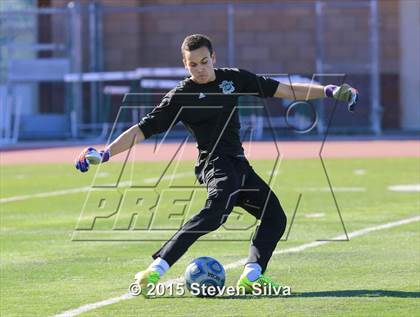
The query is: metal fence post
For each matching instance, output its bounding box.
[69,0,83,138]
[370,0,381,135]
[227,3,235,67]
[315,1,325,135]
[4,18,14,143]
[97,2,104,125]
[89,1,99,126]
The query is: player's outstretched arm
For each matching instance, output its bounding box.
[274,82,325,100]
[75,125,145,173]
[273,82,359,111]
[107,124,145,157]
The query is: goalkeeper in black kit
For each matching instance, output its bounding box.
[75,34,358,294]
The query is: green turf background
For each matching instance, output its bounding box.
[1,158,419,316]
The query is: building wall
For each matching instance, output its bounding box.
[46,0,402,129]
[379,0,400,129]
[399,0,420,130]
[98,0,400,72]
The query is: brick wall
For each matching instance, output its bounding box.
[49,0,399,74]
[95,0,400,75]
[47,0,401,128]
[379,0,399,73]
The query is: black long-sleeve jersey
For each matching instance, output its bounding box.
[138,68,279,160]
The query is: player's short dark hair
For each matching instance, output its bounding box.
[181,34,213,56]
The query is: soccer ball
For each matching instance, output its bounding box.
[184,256,225,297]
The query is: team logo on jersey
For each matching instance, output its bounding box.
[219,80,235,94]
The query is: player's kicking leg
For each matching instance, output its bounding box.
[130,155,241,296]
[235,168,287,293]
[129,257,168,297]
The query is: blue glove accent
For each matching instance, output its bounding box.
[75,147,111,173]
[75,147,96,173]
[324,85,336,98]
[325,84,359,112]
[99,149,110,163]
[348,89,359,112]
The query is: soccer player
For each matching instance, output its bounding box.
[75,34,358,294]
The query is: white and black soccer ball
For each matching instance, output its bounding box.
[184,256,225,297]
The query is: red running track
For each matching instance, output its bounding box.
[1,140,419,165]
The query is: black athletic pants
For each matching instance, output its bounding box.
[152,155,287,273]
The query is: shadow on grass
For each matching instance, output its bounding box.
[221,290,420,299]
[152,290,419,300]
[291,290,420,299]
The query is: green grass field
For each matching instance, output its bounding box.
[1,157,419,316]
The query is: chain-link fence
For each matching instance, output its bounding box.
[0,1,381,143]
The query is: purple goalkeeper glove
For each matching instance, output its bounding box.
[325,83,359,112]
[75,147,110,173]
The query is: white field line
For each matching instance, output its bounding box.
[0,173,193,204]
[354,169,366,176]
[298,187,366,192]
[53,215,420,317]
[388,184,420,192]
[304,213,325,218]
[0,186,94,204]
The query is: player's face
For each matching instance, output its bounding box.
[183,46,216,84]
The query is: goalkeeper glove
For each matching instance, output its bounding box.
[325,83,359,112]
[75,147,110,173]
